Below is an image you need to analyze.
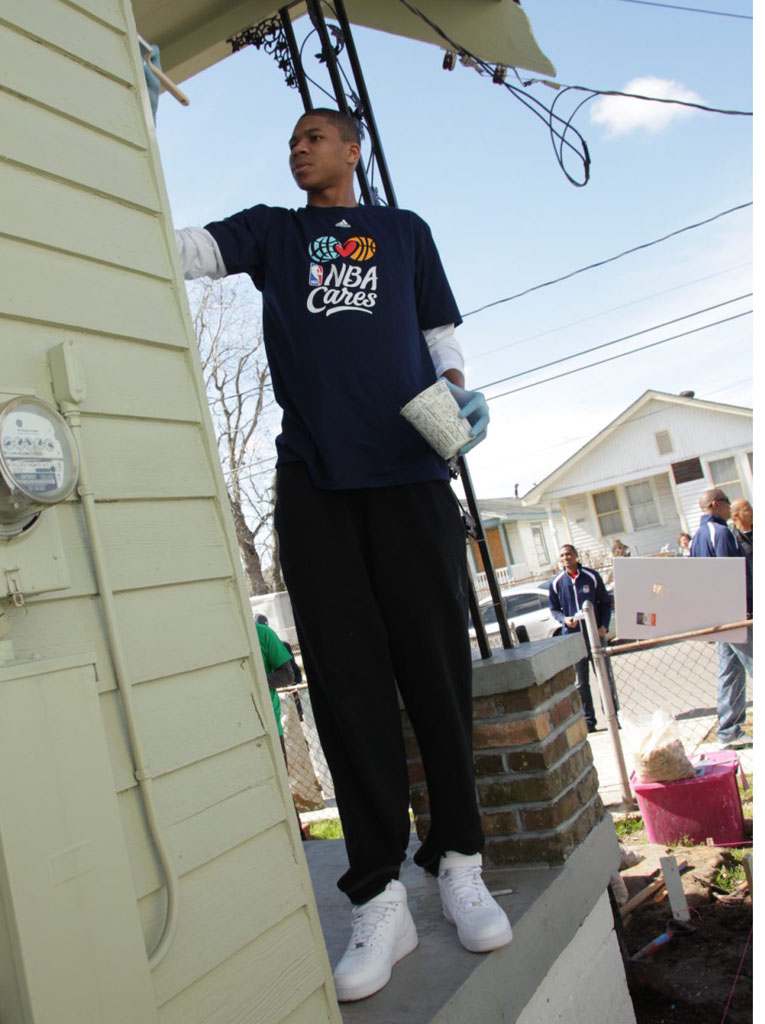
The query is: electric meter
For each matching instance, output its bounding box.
[0,397,80,537]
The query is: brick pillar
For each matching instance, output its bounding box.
[404,638,605,866]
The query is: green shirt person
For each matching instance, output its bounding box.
[255,620,294,738]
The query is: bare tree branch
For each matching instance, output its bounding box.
[187,277,281,595]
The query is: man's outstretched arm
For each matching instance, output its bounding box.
[175,227,228,279]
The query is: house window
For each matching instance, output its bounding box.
[625,480,660,529]
[708,456,745,501]
[531,525,549,565]
[592,489,624,536]
[655,430,673,456]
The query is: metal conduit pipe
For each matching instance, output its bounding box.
[60,404,180,970]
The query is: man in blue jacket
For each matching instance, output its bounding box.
[690,488,753,748]
[549,545,612,732]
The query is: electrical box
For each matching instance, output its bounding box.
[0,655,158,1023]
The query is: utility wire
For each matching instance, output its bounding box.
[479,293,751,391]
[396,0,750,185]
[461,201,752,318]
[526,79,752,118]
[486,309,751,401]
[469,260,751,362]
[396,0,592,184]
[483,376,751,464]
[613,0,752,20]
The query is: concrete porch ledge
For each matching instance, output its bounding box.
[470,635,586,697]
[304,815,628,1023]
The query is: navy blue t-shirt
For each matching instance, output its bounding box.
[205,204,462,490]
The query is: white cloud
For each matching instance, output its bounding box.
[590,76,703,136]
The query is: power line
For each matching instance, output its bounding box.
[468,260,751,362]
[700,376,752,398]
[461,201,752,319]
[482,376,752,465]
[487,309,751,402]
[396,0,750,186]
[528,79,752,118]
[613,0,752,20]
[479,294,751,391]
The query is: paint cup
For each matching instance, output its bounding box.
[400,379,473,460]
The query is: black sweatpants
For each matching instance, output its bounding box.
[275,462,484,904]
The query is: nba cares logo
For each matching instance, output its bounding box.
[307,235,377,263]
[305,234,379,317]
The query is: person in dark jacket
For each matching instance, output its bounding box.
[549,545,612,732]
[690,489,753,747]
[730,500,753,571]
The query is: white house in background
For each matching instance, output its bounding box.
[523,390,753,560]
[464,497,565,591]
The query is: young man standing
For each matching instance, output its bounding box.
[548,545,612,732]
[169,101,510,1001]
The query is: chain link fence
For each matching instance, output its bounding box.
[605,631,753,755]
[279,683,335,810]
[276,621,753,819]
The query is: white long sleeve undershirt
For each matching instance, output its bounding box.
[174,226,465,377]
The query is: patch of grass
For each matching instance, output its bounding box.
[711,850,747,892]
[674,833,698,848]
[308,818,344,840]
[613,814,644,842]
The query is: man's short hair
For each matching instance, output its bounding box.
[300,107,363,145]
[559,544,578,557]
[730,499,752,519]
[699,488,729,511]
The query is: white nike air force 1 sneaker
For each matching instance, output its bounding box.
[332,879,418,1002]
[438,850,513,953]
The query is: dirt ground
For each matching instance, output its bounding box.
[616,826,753,1024]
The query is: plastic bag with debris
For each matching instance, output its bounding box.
[623,709,696,783]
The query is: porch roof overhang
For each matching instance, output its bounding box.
[131,0,556,86]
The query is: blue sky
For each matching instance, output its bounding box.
[154,0,753,498]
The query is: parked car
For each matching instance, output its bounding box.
[470,580,615,651]
[470,582,560,649]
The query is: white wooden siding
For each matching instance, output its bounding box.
[545,399,752,500]
[157,910,330,1024]
[562,473,684,557]
[0,0,339,1019]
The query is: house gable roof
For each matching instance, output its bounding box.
[522,390,752,505]
[460,496,559,524]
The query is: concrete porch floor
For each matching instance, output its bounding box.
[303,816,621,1023]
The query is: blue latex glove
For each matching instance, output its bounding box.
[444,380,490,456]
[142,44,161,123]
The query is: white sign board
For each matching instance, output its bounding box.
[613,557,747,642]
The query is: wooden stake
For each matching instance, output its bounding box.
[742,854,753,899]
[620,859,688,918]
[660,856,690,922]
